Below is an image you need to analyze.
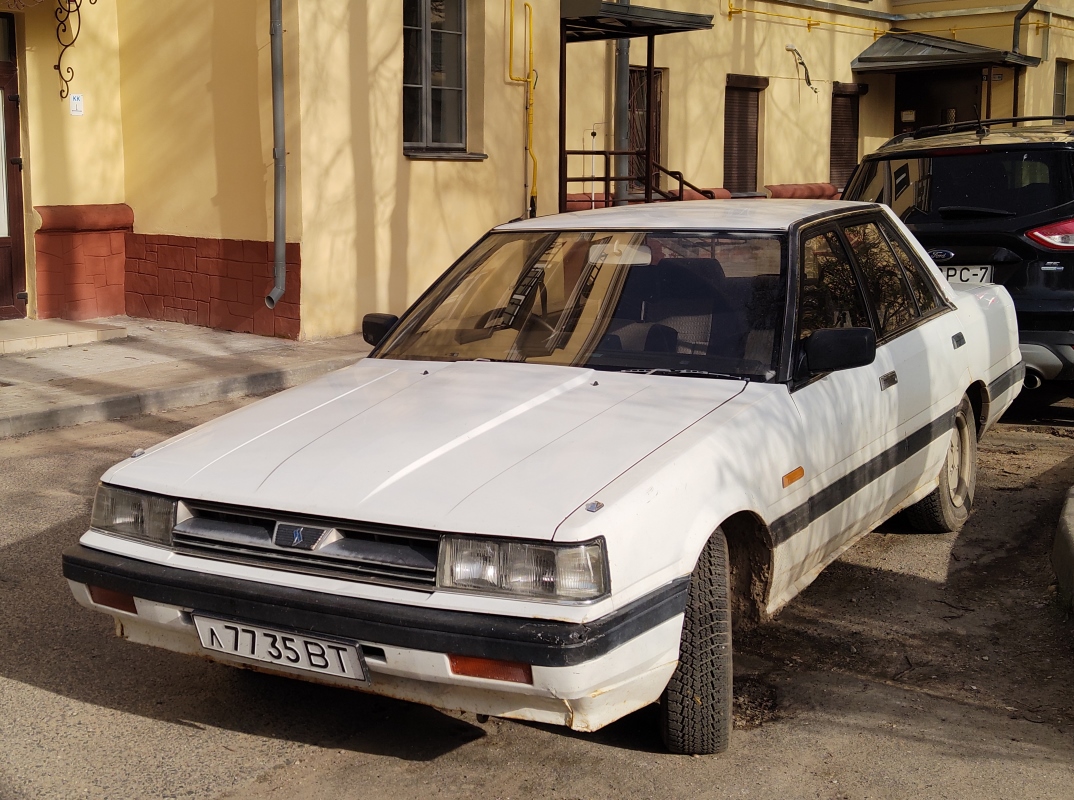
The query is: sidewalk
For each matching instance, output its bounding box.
[0,316,370,438]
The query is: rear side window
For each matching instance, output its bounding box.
[799,231,871,341]
[879,220,941,315]
[844,222,920,337]
[851,150,1074,221]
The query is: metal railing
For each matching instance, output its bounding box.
[562,149,715,210]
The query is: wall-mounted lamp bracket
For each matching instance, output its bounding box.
[54,0,96,99]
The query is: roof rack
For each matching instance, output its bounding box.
[884,114,1074,148]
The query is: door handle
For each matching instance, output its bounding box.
[880,371,898,391]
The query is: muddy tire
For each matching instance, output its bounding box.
[907,394,977,533]
[659,529,733,755]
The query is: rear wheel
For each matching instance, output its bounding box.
[659,529,733,755]
[907,394,977,533]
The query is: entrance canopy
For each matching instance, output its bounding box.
[852,31,1040,73]
[561,0,713,44]
[558,2,713,212]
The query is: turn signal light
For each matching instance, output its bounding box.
[1026,218,1074,250]
[88,585,138,614]
[448,654,533,684]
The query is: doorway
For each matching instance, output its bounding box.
[0,14,24,320]
[628,65,663,192]
[894,68,982,136]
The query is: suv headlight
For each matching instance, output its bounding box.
[90,484,177,546]
[437,536,609,602]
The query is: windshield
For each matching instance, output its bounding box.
[847,149,1074,222]
[376,230,788,380]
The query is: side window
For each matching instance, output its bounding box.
[843,221,919,338]
[879,220,942,315]
[799,230,871,342]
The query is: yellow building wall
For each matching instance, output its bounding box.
[296,0,558,339]
[114,0,302,242]
[22,0,125,208]
[564,0,895,193]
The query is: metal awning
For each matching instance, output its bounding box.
[561,0,713,44]
[852,31,1041,73]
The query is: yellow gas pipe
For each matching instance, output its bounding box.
[509,0,538,217]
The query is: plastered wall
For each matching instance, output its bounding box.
[115,0,302,243]
[563,0,895,194]
[295,0,559,339]
[22,0,125,208]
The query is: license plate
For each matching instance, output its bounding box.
[943,265,992,284]
[193,615,369,684]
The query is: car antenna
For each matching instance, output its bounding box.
[972,104,987,141]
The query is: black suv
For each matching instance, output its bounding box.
[843,116,1074,387]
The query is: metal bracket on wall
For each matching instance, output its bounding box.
[54,0,96,99]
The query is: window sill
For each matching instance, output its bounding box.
[404,150,489,162]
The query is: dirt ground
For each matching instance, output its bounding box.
[735,389,1074,749]
[1,388,1072,799]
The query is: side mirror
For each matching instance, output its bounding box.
[362,313,399,347]
[804,327,876,374]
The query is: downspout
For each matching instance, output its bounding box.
[1011,0,1040,126]
[265,0,287,309]
[1013,0,1040,54]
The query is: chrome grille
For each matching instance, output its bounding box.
[171,502,439,590]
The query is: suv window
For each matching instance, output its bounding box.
[799,230,871,341]
[853,150,1074,222]
[878,219,941,315]
[843,221,920,337]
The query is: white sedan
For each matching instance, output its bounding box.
[64,200,1022,755]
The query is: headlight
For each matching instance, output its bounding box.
[437,536,608,602]
[90,484,177,546]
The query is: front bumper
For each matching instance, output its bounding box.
[62,544,687,731]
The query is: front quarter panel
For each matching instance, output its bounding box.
[554,383,802,611]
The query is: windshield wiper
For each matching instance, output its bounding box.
[619,368,749,381]
[937,205,1016,218]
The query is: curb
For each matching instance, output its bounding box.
[0,354,359,440]
[1053,486,1074,613]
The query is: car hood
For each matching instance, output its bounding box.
[105,359,745,539]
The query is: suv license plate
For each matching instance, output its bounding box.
[193,615,369,684]
[943,265,992,284]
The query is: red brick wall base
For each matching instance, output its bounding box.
[33,204,301,338]
[34,204,133,320]
[125,235,301,339]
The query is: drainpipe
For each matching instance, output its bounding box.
[613,0,630,205]
[1011,0,1039,127]
[1012,0,1039,54]
[265,0,287,309]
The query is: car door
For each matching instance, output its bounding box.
[841,216,963,507]
[781,225,899,580]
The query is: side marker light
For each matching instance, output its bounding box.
[782,466,805,488]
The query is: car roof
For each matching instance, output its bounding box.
[495,199,879,233]
[872,124,1074,156]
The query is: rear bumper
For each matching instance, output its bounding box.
[62,544,687,731]
[1019,332,1074,381]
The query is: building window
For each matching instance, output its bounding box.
[831,84,866,190]
[403,0,466,150]
[1055,60,1069,119]
[724,75,767,195]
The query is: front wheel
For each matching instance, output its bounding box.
[659,529,733,755]
[907,394,977,533]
